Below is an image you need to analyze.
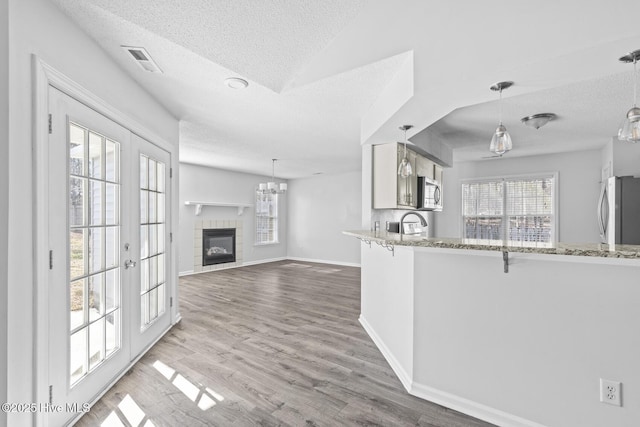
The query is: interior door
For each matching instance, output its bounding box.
[130,134,171,357]
[48,87,132,426]
[47,88,172,426]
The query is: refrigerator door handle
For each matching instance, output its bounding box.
[597,181,609,242]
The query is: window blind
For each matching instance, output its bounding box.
[255,193,278,244]
[462,175,554,245]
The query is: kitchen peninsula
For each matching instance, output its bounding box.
[344,230,640,427]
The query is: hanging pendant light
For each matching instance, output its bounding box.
[489,81,514,155]
[397,125,413,178]
[617,49,640,143]
[257,159,287,194]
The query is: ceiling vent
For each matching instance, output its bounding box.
[121,46,162,73]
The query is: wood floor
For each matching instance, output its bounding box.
[76,261,494,427]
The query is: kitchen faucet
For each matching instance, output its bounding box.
[400,210,428,235]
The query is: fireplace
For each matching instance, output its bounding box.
[202,228,236,266]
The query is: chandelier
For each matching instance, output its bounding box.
[257,159,287,194]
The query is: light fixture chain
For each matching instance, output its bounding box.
[403,128,408,157]
[634,57,638,107]
[499,88,503,124]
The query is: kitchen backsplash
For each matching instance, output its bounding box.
[370,209,433,237]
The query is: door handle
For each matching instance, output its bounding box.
[124,259,137,269]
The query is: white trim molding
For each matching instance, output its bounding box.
[358,315,412,391]
[185,201,252,216]
[31,55,180,426]
[359,313,546,427]
[286,257,360,268]
[408,382,548,427]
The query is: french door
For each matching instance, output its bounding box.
[130,134,171,357]
[47,87,171,426]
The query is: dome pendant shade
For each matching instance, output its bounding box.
[521,113,557,129]
[489,124,512,155]
[618,106,640,143]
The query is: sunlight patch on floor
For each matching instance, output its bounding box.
[282,263,341,273]
[101,394,155,427]
[282,263,311,268]
[152,360,224,411]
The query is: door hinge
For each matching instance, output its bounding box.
[49,385,53,405]
[170,168,173,178]
[170,297,173,308]
[170,232,173,243]
[49,250,53,269]
[48,114,52,134]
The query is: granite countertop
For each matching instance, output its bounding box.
[343,230,640,259]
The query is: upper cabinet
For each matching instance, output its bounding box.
[372,142,443,210]
[434,163,443,184]
[416,154,434,180]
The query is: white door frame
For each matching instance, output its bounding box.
[32,56,180,426]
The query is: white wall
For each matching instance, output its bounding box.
[436,149,602,243]
[361,243,640,427]
[0,1,9,425]
[178,163,288,274]
[7,0,178,423]
[360,245,414,387]
[287,171,361,266]
[604,137,640,177]
[412,249,640,427]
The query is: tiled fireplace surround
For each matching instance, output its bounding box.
[193,219,243,273]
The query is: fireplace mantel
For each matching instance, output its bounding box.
[185,201,252,216]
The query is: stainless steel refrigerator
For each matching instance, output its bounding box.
[598,176,640,245]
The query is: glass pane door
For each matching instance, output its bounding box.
[130,134,171,357]
[68,123,122,386]
[47,87,132,427]
[139,154,167,328]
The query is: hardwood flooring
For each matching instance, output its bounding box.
[76,261,494,427]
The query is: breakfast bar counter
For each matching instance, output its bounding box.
[344,230,640,427]
[343,229,640,259]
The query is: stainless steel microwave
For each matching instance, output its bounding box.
[417,176,442,211]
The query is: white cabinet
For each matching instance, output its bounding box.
[372,143,419,209]
[373,142,444,210]
[416,154,433,179]
[434,163,443,184]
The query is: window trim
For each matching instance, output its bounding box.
[254,192,279,246]
[460,172,559,244]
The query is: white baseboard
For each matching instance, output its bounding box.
[358,315,412,391]
[179,257,288,277]
[359,315,544,427]
[241,257,287,266]
[180,257,360,277]
[286,256,361,268]
[409,382,546,427]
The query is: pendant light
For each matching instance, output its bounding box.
[489,81,514,155]
[617,49,640,143]
[397,125,413,178]
[257,159,287,194]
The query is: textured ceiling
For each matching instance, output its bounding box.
[49,0,640,178]
[431,72,636,162]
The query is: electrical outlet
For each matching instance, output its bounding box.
[600,379,622,406]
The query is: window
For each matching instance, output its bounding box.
[255,193,278,244]
[462,174,555,246]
